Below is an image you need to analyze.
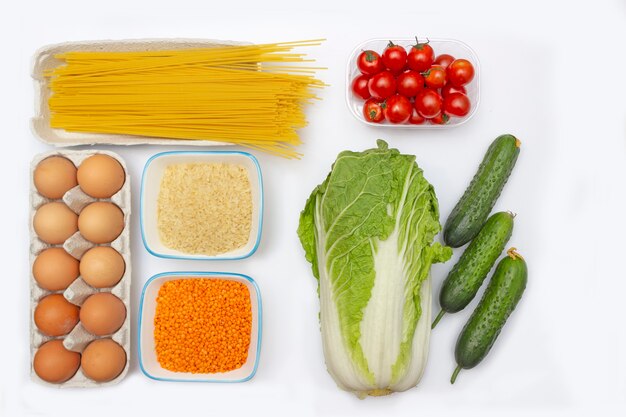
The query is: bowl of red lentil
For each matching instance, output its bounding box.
[138,271,262,382]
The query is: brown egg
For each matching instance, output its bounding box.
[34,294,80,337]
[33,340,80,383]
[80,292,126,336]
[33,248,79,291]
[33,202,78,244]
[34,156,78,199]
[81,338,126,382]
[80,246,125,289]
[77,154,125,198]
[78,202,124,244]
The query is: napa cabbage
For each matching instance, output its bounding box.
[298,140,451,397]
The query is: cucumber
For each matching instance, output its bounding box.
[450,248,527,384]
[432,211,514,329]
[444,134,520,248]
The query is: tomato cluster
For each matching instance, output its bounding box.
[352,39,475,125]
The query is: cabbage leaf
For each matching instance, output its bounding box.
[298,140,451,397]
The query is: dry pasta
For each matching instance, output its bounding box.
[44,40,325,158]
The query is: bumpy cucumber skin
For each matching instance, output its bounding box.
[454,251,527,371]
[444,134,520,248]
[440,211,514,314]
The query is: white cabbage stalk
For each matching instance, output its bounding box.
[298,141,450,397]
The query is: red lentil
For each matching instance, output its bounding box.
[154,278,252,373]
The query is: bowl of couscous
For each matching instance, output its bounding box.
[138,271,262,382]
[140,151,263,260]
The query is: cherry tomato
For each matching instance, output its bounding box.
[396,71,424,97]
[434,54,455,69]
[362,98,385,123]
[414,89,443,119]
[351,74,371,100]
[443,92,471,117]
[368,71,396,99]
[423,65,447,89]
[357,50,384,76]
[383,94,412,124]
[407,38,434,72]
[430,113,450,125]
[409,108,426,125]
[382,42,408,74]
[447,59,475,87]
[441,83,467,97]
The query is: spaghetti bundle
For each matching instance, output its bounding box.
[45,40,325,158]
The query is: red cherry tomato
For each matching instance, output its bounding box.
[383,94,412,124]
[368,71,396,99]
[434,54,455,69]
[382,42,408,74]
[441,83,467,97]
[443,92,471,117]
[407,38,434,72]
[351,74,371,100]
[414,89,443,119]
[352,74,370,100]
[423,65,447,89]
[357,50,384,76]
[447,59,475,87]
[430,113,450,125]
[409,108,426,125]
[396,71,424,97]
[362,98,385,123]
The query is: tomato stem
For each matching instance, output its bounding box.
[413,36,431,49]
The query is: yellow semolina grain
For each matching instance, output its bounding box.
[157,163,252,255]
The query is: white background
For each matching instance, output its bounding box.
[1,0,625,416]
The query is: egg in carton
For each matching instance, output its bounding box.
[29,150,131,387]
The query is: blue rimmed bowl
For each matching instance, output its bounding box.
[140,151,263,260]
[138,271,262,382]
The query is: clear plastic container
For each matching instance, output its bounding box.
[346,38,480,128]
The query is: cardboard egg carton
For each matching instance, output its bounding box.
[31,38,247,147]
[29,150,131,388]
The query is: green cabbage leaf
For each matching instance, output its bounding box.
[298,140,451,397]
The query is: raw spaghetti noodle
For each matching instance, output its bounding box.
[44,40,325,158]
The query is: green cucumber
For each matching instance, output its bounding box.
[432,211,514,329]
[451,248,527,384]
[444,134,520,248]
